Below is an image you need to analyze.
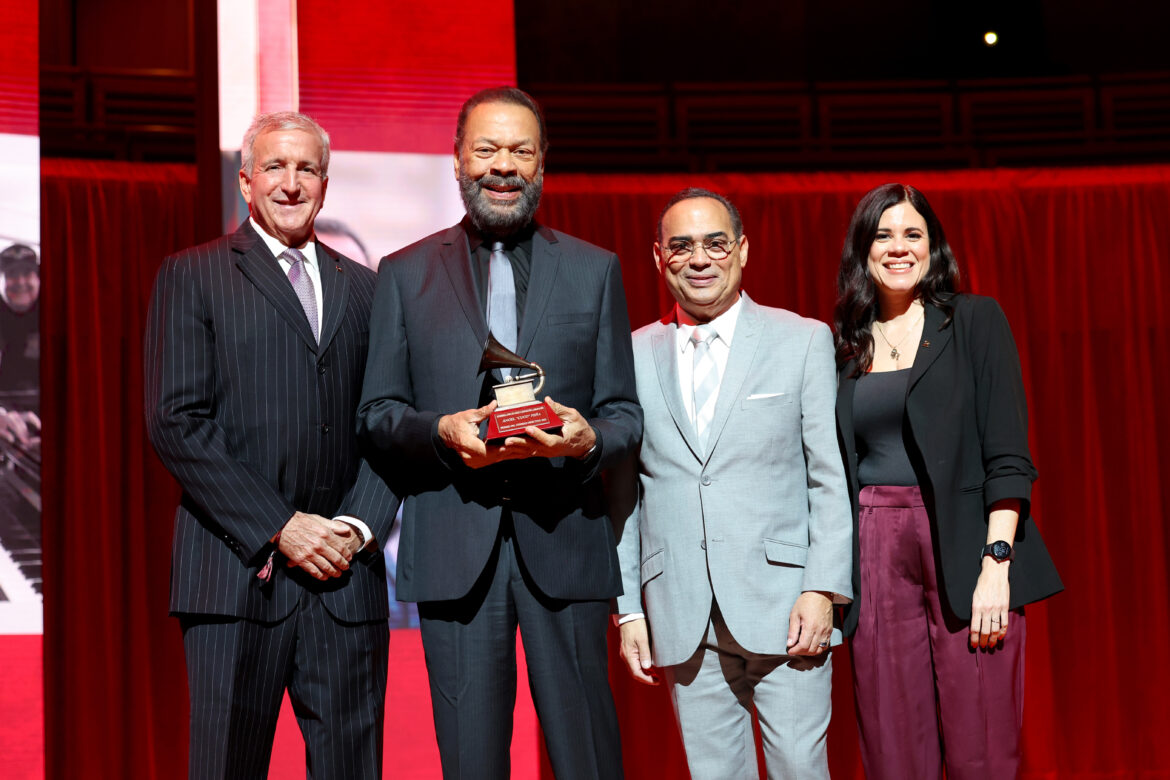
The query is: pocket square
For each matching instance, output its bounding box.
[746,392,786,401]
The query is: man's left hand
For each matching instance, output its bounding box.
[786,591,834,656]
[278,512,358,580]
[500,397,597,460]
[332,520,365,558]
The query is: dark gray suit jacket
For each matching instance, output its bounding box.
[145,221,398,623]
[357,222,642,604]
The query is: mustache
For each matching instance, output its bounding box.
[475,173,527,191]
[459,166,543,235]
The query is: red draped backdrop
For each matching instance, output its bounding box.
[42,160,1170,779]
[41,159,192,780]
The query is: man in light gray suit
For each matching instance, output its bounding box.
[615,188,853,779]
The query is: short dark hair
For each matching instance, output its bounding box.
[833,183,961,374]
[454,86,549,155]
[656,187,744,243]
[0,243,39,275]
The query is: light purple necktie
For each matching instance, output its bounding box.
[283,247,319,343]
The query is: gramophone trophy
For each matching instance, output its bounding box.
[479,333,563,443]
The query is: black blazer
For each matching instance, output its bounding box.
[145,221,398,623]
[357,222,642,603]
[836,294,1062,636]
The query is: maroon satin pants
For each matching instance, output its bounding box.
[852,485,1026,780]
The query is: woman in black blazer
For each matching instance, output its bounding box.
[833,184,1062,780]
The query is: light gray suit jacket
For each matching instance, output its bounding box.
[614,294,853,667]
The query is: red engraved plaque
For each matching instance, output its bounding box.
[484,400,562,444]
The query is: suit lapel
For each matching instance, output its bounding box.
[435,221,565,362]
[316,241,348,353]
[704,295,763,459]
[650,321,703,460]
[436,224,489,348]
[907,302,952,394]
[231,222,319,352]
[516,225,562,360]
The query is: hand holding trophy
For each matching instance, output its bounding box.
[479,333,563,444]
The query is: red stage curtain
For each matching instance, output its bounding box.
[41,159,195,780]
[539,167,1170,780]
[41,161,1170,779]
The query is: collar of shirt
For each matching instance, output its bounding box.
[251,217,320,269]
[673,293,744,355]
[461,215,536,255]
[250,217,324,335]
[672,293,743,426]
[461,217,536,310]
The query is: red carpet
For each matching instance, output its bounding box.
[0,635,43,780]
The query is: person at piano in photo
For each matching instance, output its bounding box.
[0,243,41,444]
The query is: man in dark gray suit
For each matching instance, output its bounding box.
[146,112,397,780]
[357,87,641,779]
[614,189,852,779]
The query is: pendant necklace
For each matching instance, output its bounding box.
[875,310,924,361]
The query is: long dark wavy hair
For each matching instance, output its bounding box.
[833,183,961,376]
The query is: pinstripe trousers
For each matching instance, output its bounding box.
[180,590,389,780]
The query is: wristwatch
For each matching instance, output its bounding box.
[981,540,1014,562]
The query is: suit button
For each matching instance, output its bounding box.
[701,475,712,486]
[700,540,707,550]
[317,364,327,375]
[320,423,330,434]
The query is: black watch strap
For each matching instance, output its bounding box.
[981,540,1014,562]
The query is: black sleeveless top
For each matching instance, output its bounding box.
[853,368,917,487]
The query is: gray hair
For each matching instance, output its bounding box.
[240,111,331,178]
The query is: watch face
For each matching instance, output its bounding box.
[991,541,1012,560]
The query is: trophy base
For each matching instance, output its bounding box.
[484,400,562,444]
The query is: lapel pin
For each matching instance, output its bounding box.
[921,340,930,348]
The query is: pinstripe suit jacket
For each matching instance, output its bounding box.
[145,221,398,623]
[357,222,642,603]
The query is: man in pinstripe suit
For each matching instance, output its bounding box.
[358,88,641,779]
[146,112,397,780]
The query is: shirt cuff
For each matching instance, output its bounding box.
[336,515,375,549]
[614,612,645,626]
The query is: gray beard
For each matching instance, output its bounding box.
[459,169,543,237]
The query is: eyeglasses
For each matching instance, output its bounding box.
[662,237,740,263]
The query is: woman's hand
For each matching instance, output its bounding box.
[973,498,1020,648]
[970,558,1010,649]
